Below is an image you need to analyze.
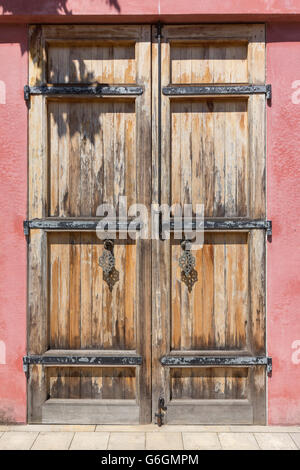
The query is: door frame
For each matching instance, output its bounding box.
[25,22,271,425]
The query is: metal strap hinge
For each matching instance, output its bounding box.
[23,355,142,367]
[24,84,143,101]
[161,356,273,377]
[23,219,143,235]
[163,84,272,100]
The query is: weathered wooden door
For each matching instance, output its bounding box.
[152,24,268,424]
[27,25,151,424]
[27,24,268,425]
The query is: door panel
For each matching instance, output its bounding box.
[171,232,249,351]
[28,25,151,424]
[48,99,136,217]
[152,24,266,425]
[170,99,249,217]
[170,41,248,84]
[47,42,136,84]
[48,233,136,350]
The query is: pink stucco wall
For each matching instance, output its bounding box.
[0,25,27,423]
[0,2,299,424]
[267,23,300,425]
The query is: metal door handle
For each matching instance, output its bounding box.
[179,240,198,292]
[98,240,119,291]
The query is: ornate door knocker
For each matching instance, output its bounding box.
[179,240,198,292]
[98,240,119,291]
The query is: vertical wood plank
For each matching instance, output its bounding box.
[58,102,70,216]
[69,233,81,349]
[136,25,152,423]
[202,236,214,349]
[69,101,81,217]
[213,101,225,216]
[249,95,266,218]
[49,102,59,216]
[79,101,92,216]
[91,238,103,349]
[59,233,70,349]
[28,230,48,354]
[125,243,136,350]
[80,233,92,349]
[213,233,226,349]
[249,230,266,355]
[92,102,104,215]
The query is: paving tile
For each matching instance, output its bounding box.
[7,424,95,432]
[183,432,221,450]
[96,425,157,432]
[31,432,74,450]
[219,432,259,450]
[70,432,109,450]
[108,432,145,450]
[146,432,183,450]
[0,426,8,432]
[255,433,297,450]
[0,432,38,450]
[163,425,231,433]
[290,433,300,449]
[230,425,300,433]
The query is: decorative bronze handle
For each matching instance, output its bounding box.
[98,240,119,291]
[179,240,198,292]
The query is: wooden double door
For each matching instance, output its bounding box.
[27,24,268,424]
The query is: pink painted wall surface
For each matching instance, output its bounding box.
[1,1,300,23]
[267,23,300,425]
[0,25,27,423]
[0,4,299,424]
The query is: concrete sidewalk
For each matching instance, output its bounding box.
[0,424,299,450]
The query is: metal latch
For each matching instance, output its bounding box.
[155,397,167,427]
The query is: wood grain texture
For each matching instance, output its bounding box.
[154,24,266,425]
[171,367,248,400]
[28,25,151,424]
[47,367,136,399]
[135,26,152,423]
[48,233,137,350]
[170,98,249,217]
[29,23,266,425]
[171,41,248,84]
[42,399,139,424]
[48,42,136,84]
[171,233,249,351]
[48,99,136,217]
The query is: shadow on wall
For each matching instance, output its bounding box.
[0,0,121,55]
[0,0,121,17]
[0,0,121,138]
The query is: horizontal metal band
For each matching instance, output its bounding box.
[24,84,143,100]
[24,219,142,235]
[23,355,142,367]
[162,219,272,236]
[163,84,271,99]
[160,356,272,376]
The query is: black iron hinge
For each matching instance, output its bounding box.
[24,84,143,102]
[161,356,273,377]
[163,84,272,101]
[155,21,163,38]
